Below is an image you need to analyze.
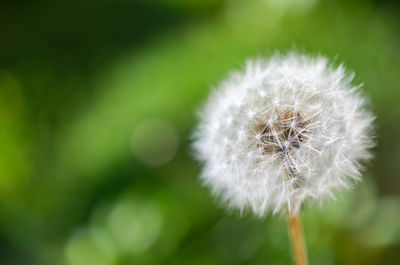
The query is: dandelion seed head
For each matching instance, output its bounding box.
[192,53,375,217]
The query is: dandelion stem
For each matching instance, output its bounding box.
[288,211,309,265]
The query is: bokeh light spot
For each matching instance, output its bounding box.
[108,198,163,255]
[131,119,179,166]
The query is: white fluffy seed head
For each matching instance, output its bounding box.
[192,53,375,217]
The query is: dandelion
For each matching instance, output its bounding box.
[192,53,375,265]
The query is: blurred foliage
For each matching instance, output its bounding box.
[0,0,400,264]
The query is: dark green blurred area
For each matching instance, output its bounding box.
[1,0,400,264]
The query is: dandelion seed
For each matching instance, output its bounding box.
[192,52,375,217]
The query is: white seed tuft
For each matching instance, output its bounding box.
[192,53,375,217]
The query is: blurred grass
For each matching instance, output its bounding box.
[0,0,400,264]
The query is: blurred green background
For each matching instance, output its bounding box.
[1,0,400,264]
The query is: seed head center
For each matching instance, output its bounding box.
[256,110,308,155]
